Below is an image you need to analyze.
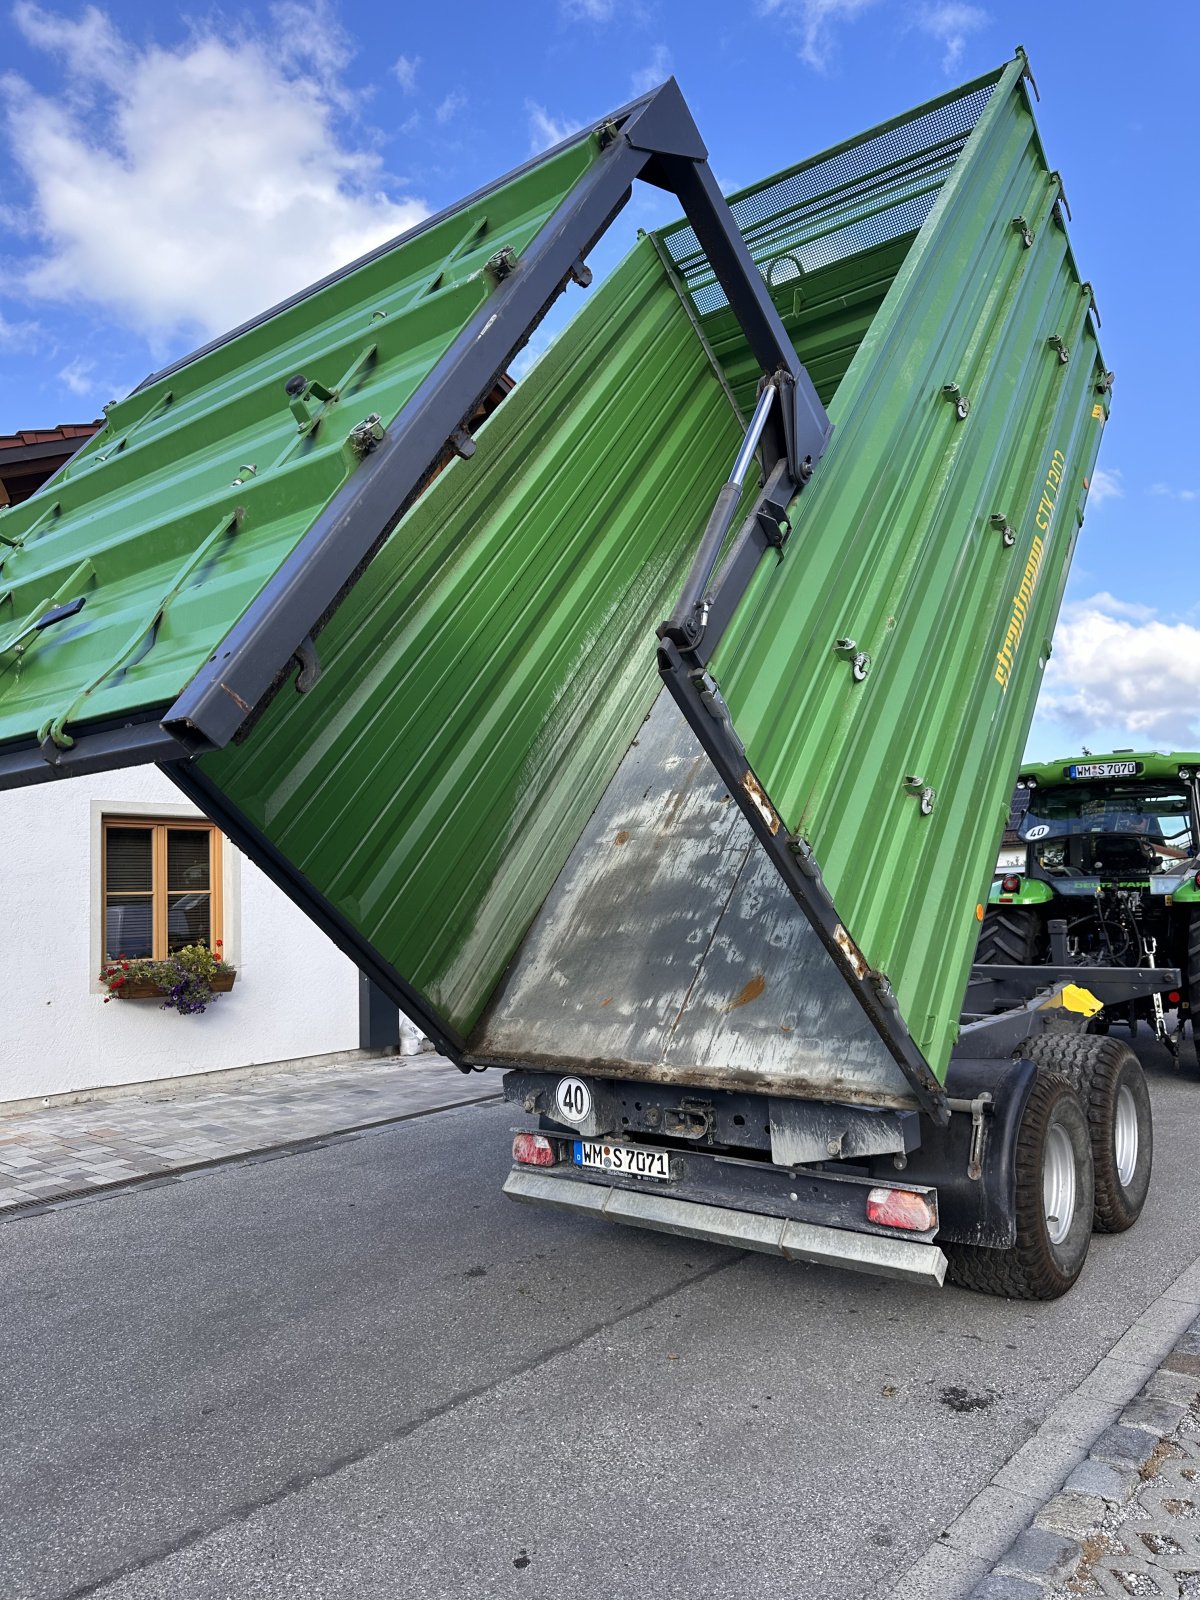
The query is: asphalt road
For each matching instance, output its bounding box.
[3,1044,1199,1600]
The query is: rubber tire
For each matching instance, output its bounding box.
[1024,1034,1153,1233]
[976,906,1040,965]
[945,1073,1094,1300]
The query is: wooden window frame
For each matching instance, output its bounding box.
[102,816,223,961]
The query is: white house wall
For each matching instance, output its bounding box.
[0,765,364,1102]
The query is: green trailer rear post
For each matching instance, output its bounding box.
[0,57,1147,1297]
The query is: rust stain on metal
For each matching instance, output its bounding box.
[219,682,252,713]
[465,1049,920,1110]
[614,830,630,846]
[833,922,868,981]
[727,973,766,1010]
[740,770,780,835]
[600,995,613,1007]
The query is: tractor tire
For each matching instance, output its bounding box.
[945,1073,1093,1300]
[1024,1034,1153,1233]
[1188,910,1200,1075]
[976,907,1040,965]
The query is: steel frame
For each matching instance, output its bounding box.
[0,78,828,790]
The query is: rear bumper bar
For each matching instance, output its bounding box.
[504,1168,947,1287]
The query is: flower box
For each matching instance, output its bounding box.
[111,971,237,1000]
[100,945,237,1012]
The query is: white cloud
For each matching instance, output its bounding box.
[3,5,428,345]
[631,45,672,96]
[1088,466,1123,507]
[1039,595,1200,745]
[435,90,465,125]
[0,311,43,351]
[1067,591,1154,623]
[526,100,581,154]
[561,0,615,20]
[392,53,420,94]
[57,356,96,396]
[758,0,884,72]
[914,2,989,73]
[1149,481,1198,502]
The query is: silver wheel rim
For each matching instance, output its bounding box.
[1043,1121,1077,1246]
[1114,1084,1139,1189]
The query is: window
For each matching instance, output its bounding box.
[103,818,222,960]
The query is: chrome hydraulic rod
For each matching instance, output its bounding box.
[660,380,780,647]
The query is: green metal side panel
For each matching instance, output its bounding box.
[694,61,1110,1082]
[0,136,602,749]
[198,240,747,1037]
[658,68,1005,417]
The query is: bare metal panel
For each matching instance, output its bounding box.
[470,693,914,1107]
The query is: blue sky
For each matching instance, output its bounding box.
[1,0,1197,759]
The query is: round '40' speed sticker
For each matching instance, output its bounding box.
[555,1076,592,1124]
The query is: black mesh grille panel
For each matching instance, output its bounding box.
[660,80,997,316]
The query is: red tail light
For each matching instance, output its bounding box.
[1001,874,1022,894]
[867,1187,938,1232]
[1169,991,1182,1005]
[512,1133,557,1167]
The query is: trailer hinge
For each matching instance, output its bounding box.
[1050,173,1072,228]
[941,382,970,420]
[989,513,1016,548]
[1011,215,1034,249]
[486,246,518,284]
[694,671,747,759]
[346,413,385,460]
[832,636,871,681]
[755,493,792,552]
[1048,334,1070,365]
[902,774,937,816]
[1014,44,1040,101]
[293,634,321,694]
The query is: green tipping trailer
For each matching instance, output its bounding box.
[0,58,1147,1296]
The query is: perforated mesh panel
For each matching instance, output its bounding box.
[660,80,997,316]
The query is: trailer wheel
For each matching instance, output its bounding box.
[945,1073,1093,1300]
[976,907,1040,965]
[1024,1034,1153,1232]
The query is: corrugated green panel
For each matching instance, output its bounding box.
[199,240,745,1036]
[658,68,1004,418]
[0,135,601,750]
[705,62,1110,1081]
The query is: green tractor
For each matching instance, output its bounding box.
[979,753,1200,1068]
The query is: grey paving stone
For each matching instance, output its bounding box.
[1065,1458,1134,1500]
[1005,1525,1081,1581]
[969,1575,1044,1600]
[1093,1425,1162,1469]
